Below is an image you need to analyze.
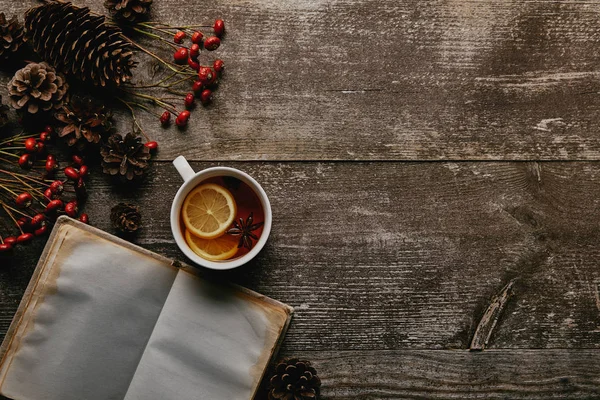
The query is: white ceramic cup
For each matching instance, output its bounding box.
[171,156,272,270]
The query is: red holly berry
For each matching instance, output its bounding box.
[198,66,214,85]
[174,31,186,43]
[190,43,200,58]
[145,141,158,152]
[159,111,171,126]
[174,47,189,64]
[40,131,51,142]
[213,59,224,73]
[17,233,34,244]
[30,214,45,228]
[200,89,213,105]
[45,199,64,214]
[204,36,220,51]
[4,237,17,246]
[44,125,54,134]
[19,153,32,169]
[50,180,64,194]
[34,225,48,236]
[213,19,225,37]
[79,213,89,224]
[64,167,80,181]
[17,217,28,230]
[24,137,38,153]
[46,159,57,174]
[191,31,203,44]
[15,192,33,208]
[192,80,204,93]
[79,165,89,178]
[187,57,200,71]
[176,111,191,127]
[184,93,195,108]
[72,155,84,166]
[44,188,53,200]
[0,243,12,252]
[35,140,45,155]
[65,201,78,217]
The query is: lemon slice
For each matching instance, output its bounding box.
[182,183,237,239]
[185,229,239,261]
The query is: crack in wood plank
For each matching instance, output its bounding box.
[470,279,517,351]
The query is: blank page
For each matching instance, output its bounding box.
[123,269,289,400]
[0,224,178,400]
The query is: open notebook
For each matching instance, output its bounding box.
[0,217,292,400]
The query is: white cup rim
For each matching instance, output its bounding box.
[170,163,272,270]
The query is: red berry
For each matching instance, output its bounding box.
[191,31,203,44]
[204,36,220,51]
[0,243,12,252]
[17,217,28,229]
[15,192,33,208]
[35,140,45,155]
[45,199,64,214]
[72,155,84,166]
[34,225,48,236]
[174,47,189,64]
[19,153,32,169]
[198,66,214,85]
[30,214,45,228]
[174,31,186,43]
[47,154,56,162]
[44,188,54,200]
[50,180,64,194]
[40,131,51,142]
[44,125,54,134]
[4,237,17,246]
[79,165,89,178]
[185,93,195,108]
[190,43,200,58]
[64,166,80,181]
[160,111,171,125]
[176,111,190,127]
[65,201,78,218]
[145,141,158,151]
[46,159,57,174]
[187,57,200,71]
[24,137,38,153]
[192,80,204,93]
[213,59,224,73]
[79,213,89,224]
[200,89,213,105]
[213,19,225,37]
[17,233,34,244]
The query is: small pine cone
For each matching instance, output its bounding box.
[24,2,136,87]
[7,62,69,114]
[100,132,151,180]
[110,203,141,233]
[56,95,113,147]
[0,13,25,61]
[105,0,153,23]
[268,359,321,400]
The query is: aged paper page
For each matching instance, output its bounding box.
[123,269,289,400]
[0,225,178,400]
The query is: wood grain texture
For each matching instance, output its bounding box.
[3,161,600,352]
[2,0,600,160]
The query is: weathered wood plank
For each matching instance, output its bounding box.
[261,350,600,399]
[2,1,600,160]
[2,161,600,351]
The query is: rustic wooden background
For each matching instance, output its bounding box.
[2,0,600,398]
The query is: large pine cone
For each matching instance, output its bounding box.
[24,2,136,87]
[56,95,112,147]
[0,13,25,61]
[105,0,153,23]
[8,62,69,114]
[101,132,151,180]
[110,203,141,233]
[268,359,321,400]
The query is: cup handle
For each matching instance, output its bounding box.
[173,156,195,182]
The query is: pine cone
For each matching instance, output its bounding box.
[56,95,113,147]
[105,0,153,23]
[110,203,141,233]
[24,2,136,87]
[8,62,69,114]
[101,132,151,180]
[268,359,321,400]
[0,13,25,61]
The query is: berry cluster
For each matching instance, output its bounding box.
[0,128,89,254]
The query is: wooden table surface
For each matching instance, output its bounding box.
[2,0,600,398]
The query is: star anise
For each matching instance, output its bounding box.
[227,212,264,250]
